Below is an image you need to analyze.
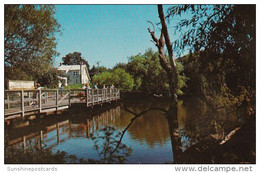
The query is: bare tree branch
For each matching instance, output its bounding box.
[111,105,167,154]
[147,5,179,102]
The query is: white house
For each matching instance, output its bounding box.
[57,64,91,87]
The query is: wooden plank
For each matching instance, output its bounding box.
[40,106,68,113]
[5,111,23,117]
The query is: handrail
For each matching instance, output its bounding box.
[5,89,71,92]
[58,92,70,104]
[69,89,85,91]
[5,88,120,118]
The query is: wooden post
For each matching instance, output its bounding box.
[92,89,94,105]
[21,90,24,117]
[101,89,103,103]
[23,136,26,153]
[40,130,43,147]
[7,92,10,109]
[45,91,49,103]
[39,90,42,113]
[28,92,31,105]
[85,88,87,105]
[68,90,71,107]
[69,120,72,138]
[86,119,90,138]
[86,89,89,106]
[113,88,115,100]
[56,122,60,143]
[56,90,58,111]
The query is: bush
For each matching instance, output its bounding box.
[92,68,134,92]
[65,84,83,89]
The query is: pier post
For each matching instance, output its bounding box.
[68,90,71,107]
[23,136,26,153]
[21,90,24,117]
[101,89,103,104]
[7,92,10,109]
[92,89,94,106]
[39,90,42,113]
[46,92,48,103]
[28,92,31,105]
[86,89,89,106]
[56,90,58,111]
[69,120,72,138]
[56,122,60,143]
[40,130,43,147]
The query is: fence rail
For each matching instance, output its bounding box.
[4,88,120,119]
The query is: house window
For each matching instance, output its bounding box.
[75,79,78,83]
[73,71,79,76]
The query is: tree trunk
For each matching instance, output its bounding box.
[148,5,178,103]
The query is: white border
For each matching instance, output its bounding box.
[1,1,259,173]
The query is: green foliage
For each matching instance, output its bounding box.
[112,68,134,91]
[4,5,61,88]
[5,144,83,164]
[168,5,255,107]
[92,71,113,86]
[89,65,110,78]
[113,62,127,70]
[65,83,83,89]
[126,49,188,95]
[92,68,134,92]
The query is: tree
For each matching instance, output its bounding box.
[148,5,179,103]
[4,5,61,88]
[92,68,134,92]
[166,5,255,108]
[113,62,127,71]
[126,53,148,91]
[62,52,90,69]
[125,49,188,95]
[89,65,110,78]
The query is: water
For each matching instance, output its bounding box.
[5,97,252,163]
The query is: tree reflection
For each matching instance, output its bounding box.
[88,126,132,163]
[118,99,255,163]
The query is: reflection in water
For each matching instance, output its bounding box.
[5,97,254,163]
[88,126,132,163]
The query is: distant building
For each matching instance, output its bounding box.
[57,64,91,87]
[7,80,35,90]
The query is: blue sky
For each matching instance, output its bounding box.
[54,5,178,68]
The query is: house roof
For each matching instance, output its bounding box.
[57,64,91,81]
[57,65,84,71]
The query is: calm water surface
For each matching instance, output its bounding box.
[5,98,246,163]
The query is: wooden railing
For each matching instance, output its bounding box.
[4,88,120,119]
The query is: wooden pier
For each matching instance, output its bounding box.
[4,88,120,120]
